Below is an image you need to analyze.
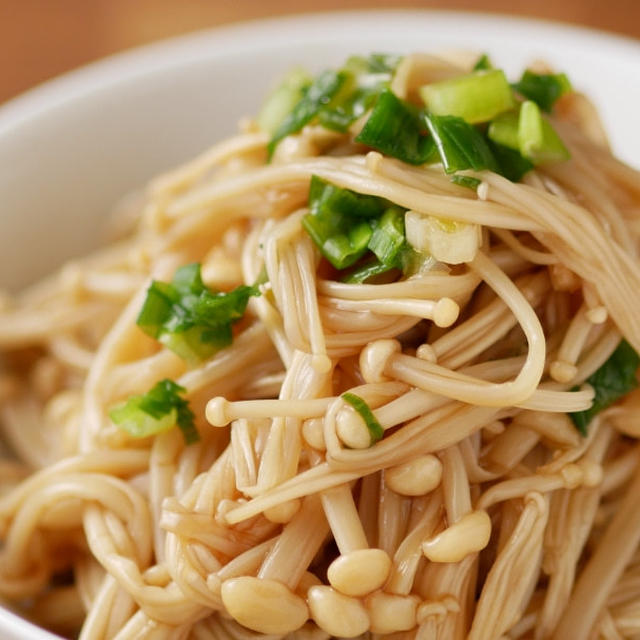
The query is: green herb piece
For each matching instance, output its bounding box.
[302,176,392,269]
[341,392,384,445]
[518,100,570,165]
[512,69,572,112]
[355,89,436,165]
[487,140,534,182]
[368,208,406,266]
[473,53,493,71]
[257,67,312,135]
[304,216,374,269]
[342,258,397,283]
[137,263,259,364]
[399,246,436,276]
[267,54,402,151]
[319,54,402,132]
[317,87,377,132]
[110,379,199,444]
[450,175,482,190]
[420,69,515,124]
[309,174,388,220]
[268,70,347,156]
[570,340,640,436]
[344,53,403,75]
[424,114,499,174]
[487,109,520,150]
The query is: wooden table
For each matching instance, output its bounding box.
[0,0,639,106]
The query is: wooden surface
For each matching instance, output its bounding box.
[0,0,639,106]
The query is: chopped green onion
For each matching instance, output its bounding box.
[344,53,403,75]
[424,114,499,174]
[368,208,406,266]
[137,263,259,364]
[419,69,515,124]
[303,176,392,269]
[450,175,482,190]
[309,174,388,220]
[267,54,401,151]
[343,258,396,283]
[399,246,437,277]
[355,89,436,165]
[268,70,347,156]
[257,67,312,135]
[512,69,572,112]
[487,140,534,182]
[518,100,570,165]
[318,54,402,133]
[305,217,373,269]
[570,340,640,436]
[303,176,414,274]
[110,379,199,444]
[341,392,384,445]
[487,110,520,150]
[317,84,379,132]
[472,53,493,71]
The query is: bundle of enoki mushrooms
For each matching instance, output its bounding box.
[1,52,640,640]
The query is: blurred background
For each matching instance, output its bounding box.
[1,0,639,106]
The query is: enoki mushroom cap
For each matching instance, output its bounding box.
[422,510,492,563]
[365,591,420,634]
[307,585,370,637]
[327,548,392,597]
[221,576,308,635]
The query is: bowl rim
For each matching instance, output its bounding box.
[1,8,639,137]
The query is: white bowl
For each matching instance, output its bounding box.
[0,9,639,639]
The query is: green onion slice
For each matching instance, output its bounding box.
[302,176,393,269]
[518,100,570,165]
[368,208,406,266]
[137,263,259,364]
[424,113,499,174]
[110,379,199,444]
[419,69,515,124]
[268,70,347,156]
[472,53,493,71]
[342,258,397,284]
[450,175,482,190]
[355,89,436,165]
[257,67,312,135]
[570,340,640,436]
[512,69,572,112]
[341,392,384,445]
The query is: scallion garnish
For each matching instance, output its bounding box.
[517,100,570,165]
[570,340,640,435]
[110,379,199,444]
[137,263,259,364]
[512,69,572,112]
[341,392,384,445]
[267,54,402,152]
[473,53,493,71]
[419,69,515,124]
[424,113,499,174]
[268,70,348,156]
[257,67,312,135]
[355,89,436,165]
[301,176,391,269]
[368,207,406,266]
[450,175,482,190]
[342,258,397,284]
[487,140,534,183]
